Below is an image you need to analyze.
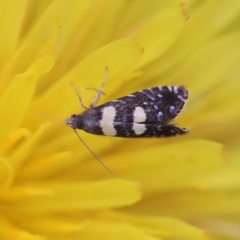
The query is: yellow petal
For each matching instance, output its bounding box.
[0,56,54,138]
[32,37,143,117]
[0,0,26,68]
[0,156,13,188]
[10,179,141,213]
[111,213,209,240]
[17,217,89,235]
[189,164,240,191]
[15,1,92,73]
[0,216,44,240]
[170,31,240,95]
[134,3,187,68]
[17,151,72,181]
[10,123,50,172]
[72,220,158,240]
[173,32,240,141]
[144,0,240,81]
[74,139,224,191]
[0,128,31,155]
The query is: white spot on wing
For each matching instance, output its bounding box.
[167,86,173,92]
[169,105,175,113]
[174,86,179,94]
[142,90,155,101]
[148,88,154,93]
[158,112,163,119]
[149,96,155,101]
[100,106,117,136]
[133,123,146,135]
[177,94,186,101]
[133,106,146,123]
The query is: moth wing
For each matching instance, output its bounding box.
[96,86,188,124]
[113,122,188,137]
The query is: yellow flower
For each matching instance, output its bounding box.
[1,1,240,239]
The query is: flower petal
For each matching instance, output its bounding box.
[0,56,54,138]
[172,32,240,142]
[33,37,143,117]
[9,179,141,213]
[0,0,26,68]
[144,0,240,80]
[17,217,89,235]
[0,128,31,155]
[70,220,158,240]
[0,216,44,240]
[114,213,209,240]
[16,151,73,181]
[134,3,187,68]
[75,139,224,190]
[10,123,50,172]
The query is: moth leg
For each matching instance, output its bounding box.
[90,67,108,108]
[71,82,89,110]
[82,87,106,95]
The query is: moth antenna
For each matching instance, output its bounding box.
[28,110,65,122]
[73,129,113,174]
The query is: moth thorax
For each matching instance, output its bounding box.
[65,114,83,129]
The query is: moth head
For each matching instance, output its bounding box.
[65,113,112,174]
[65,114,83,129]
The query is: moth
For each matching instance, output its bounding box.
[66,87,188,137]
[65,70,189,172]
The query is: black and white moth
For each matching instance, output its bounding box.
[65,75,188,173]
[65,85,189,138]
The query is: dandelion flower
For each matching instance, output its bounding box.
[1,1,240,240]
